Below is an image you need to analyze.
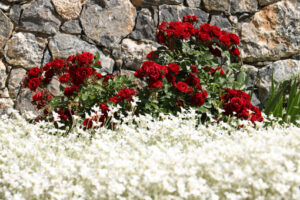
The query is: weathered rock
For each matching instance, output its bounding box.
[230,0,258,14]
[41,47,52,67]
[8,67,27,99]
[47,77,60,97]
[4,33,47,69]
[49,33,114,73]
[80,0,136,48]
[0,60,7,89]
[0,98,14,115]
[186,0,201,8]
[256,59,300,104]
[240,64,258,88]
[0,2,10,11]
[240,1,300,62]
[159,5,209,27]
[121,38,159,70]
[61,20,82,34]
[210,15,232,32]
[16,88,36,114]
[9,4,21,24]
[0,10,13,49]
[4,0,30,2]
[202,0,230,12]
[130,8,156,41]
[20,0,61,35]
[52,0,87,20]
[131,0,183,7]
[0,88,9,98]
[251,92,261,108]
[258,0,280,6]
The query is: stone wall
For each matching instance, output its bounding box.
[0,0,299,114]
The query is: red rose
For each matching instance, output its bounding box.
[146,51,159,59]
[64,86,78,96]
[95,61,101,66]
[75,52,94,64]
[28,78,40,91]
[168,63,180,75]
[103,74,115,83]
[96,73,103,79]
[76,67,94,80]
[210,25,221,39]
[190,92,205,106]
[176,81,189,93]
[107,96,119,104]
[230,97,244,112]
[51,59,66,71]
[67,55,75,63]
[231,47,240,57]
[198,32,211,42]
[149,80,163,89]
[185,74,200,86]
[190,65,198,73]
[117,88,133,101]
[219,34,231,46]
[156,31,167,45]
[200,23,211,33]
[32,91,43,101]
[59,74,70,83]
[229,33,240,45]
[28,67,42,78]
[100,102,110,114]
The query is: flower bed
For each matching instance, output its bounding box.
[0,111,299,199]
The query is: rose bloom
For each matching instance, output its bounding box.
[107,96,119,104]
[190,65,198,73]
[176,81,189,93]
[28,78,40,91]
[198,32,211,42]
[103,75,115,83]
[219,34,231,46]
[230,97,244,112]
[59,74,70,83]
[231,47,240,57]
[117,88,133,101]
[190,92,205,106]
[28,67,42,78]
[149,80,163,89]
[32,91,43,101]
[168,63,180,75]
[75,52,94,64]
[185,74,200,86]
[229,33,240,45]
[64,86,78,97]
[199,23,211,33]
[76,67,94,80]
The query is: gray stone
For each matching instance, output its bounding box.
[256,59,300,104]
[3,0,30,2]
[8,67,27,99]
[131,0,183,7]
[0,60,7,89]
[0,88,9,98]
[210,15,232,32]
[130,8,156,41]
[48,33,115,74]
[20,0,61,35]
[228,15,238,25]
[9,4,21,24]
[202,0,230,12]
[159,5,209,28]
[186,0,201,8]
[258,0,280,6]
[47,77,60,97]
[0,98,14,115]
[240,64,258,88]
[80,0,136,48]
[4,32,47,69]
[121,38,159,70]
[41,47,52,67]
[52,0,88,20]
[0,10,13,49]
[61,20,82,34]
[230,0,258,14]
[0,2,10,11]
[16,88,36,114]
[251,92,261,108]
[240,1,300,62]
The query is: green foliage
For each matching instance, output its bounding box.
[264,73,300,125]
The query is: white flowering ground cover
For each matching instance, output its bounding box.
[0,109,299,200]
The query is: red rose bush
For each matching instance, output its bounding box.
[23,15,263,131]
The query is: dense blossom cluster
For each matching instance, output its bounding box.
[0,110,299,199]
[222,89,263,122]
[157,17,241,58]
